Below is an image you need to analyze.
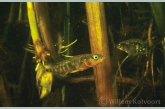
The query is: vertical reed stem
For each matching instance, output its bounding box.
[0,76,12,106]
[34,2,57,61]
[85,2,116,106]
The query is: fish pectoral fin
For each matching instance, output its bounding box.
[70,70,79,73]
[61,54,73,58]
[70,68,84,73]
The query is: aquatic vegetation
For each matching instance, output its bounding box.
[0,2,164,107]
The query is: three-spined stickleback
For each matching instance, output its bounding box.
[35,53,104,98]
[116,39,148,56]
[45,54,105,77]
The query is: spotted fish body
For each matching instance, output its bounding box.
[46,54,105,77]
[36,54,104,98]
[116,39,148,56]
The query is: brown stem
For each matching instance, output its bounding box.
[0,75,12,106]
[147,18,153,47]
[147,18,155,95]
[64,75,164,87]
[33,3,57,61]
[116,76,164,86]
[85,2,116,106]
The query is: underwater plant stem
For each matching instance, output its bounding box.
[147,18,153,47]
[151,52,155,90]
[163,37,165,77]
[129,85,143,106]
[27,2,52,62]
[115,55,129,76]
[108,26,115,48]
[86,2,116,106]
[18,2,22,20]
[27,2,41,44]
[63,75,95,83]
[112,55,129,98]
[1,3,16,43]
[61,85,66,105]
[118,75,146,106]
[33,3,57,61]
[27,2,47,62]
[144,60,149,76]
[63,2,71,55]
[147,18,155,95]
[120,7,124,30]
[17,33,31,106]
[150,3,165,37]
[62,3,71,104]
[150,3,165,79]
[0,76,12,106]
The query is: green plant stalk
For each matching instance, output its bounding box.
[63,2,71,55]
[18,2,22,20]
[27,2,40,42]
[150,3,165,37]
[27,2,49,62]
[61,3,71,105]
[1,3,15,44]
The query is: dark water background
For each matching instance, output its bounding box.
[0,2,164,106]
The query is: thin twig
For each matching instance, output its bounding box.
[108,26,115,48]
[147,18,153,47]
[17,33,31,106]
[0,76,12,106]
[115,55,129,77]
[118,74,147,106]
[116,76,164,86]
[128,85,143,106]
[118,55,151,107]
[147,18,155,96]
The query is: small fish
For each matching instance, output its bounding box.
[116,39,148,56]
[35,54,104,98]
[46,54,105,77]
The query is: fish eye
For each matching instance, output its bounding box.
[93,55,99,60]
